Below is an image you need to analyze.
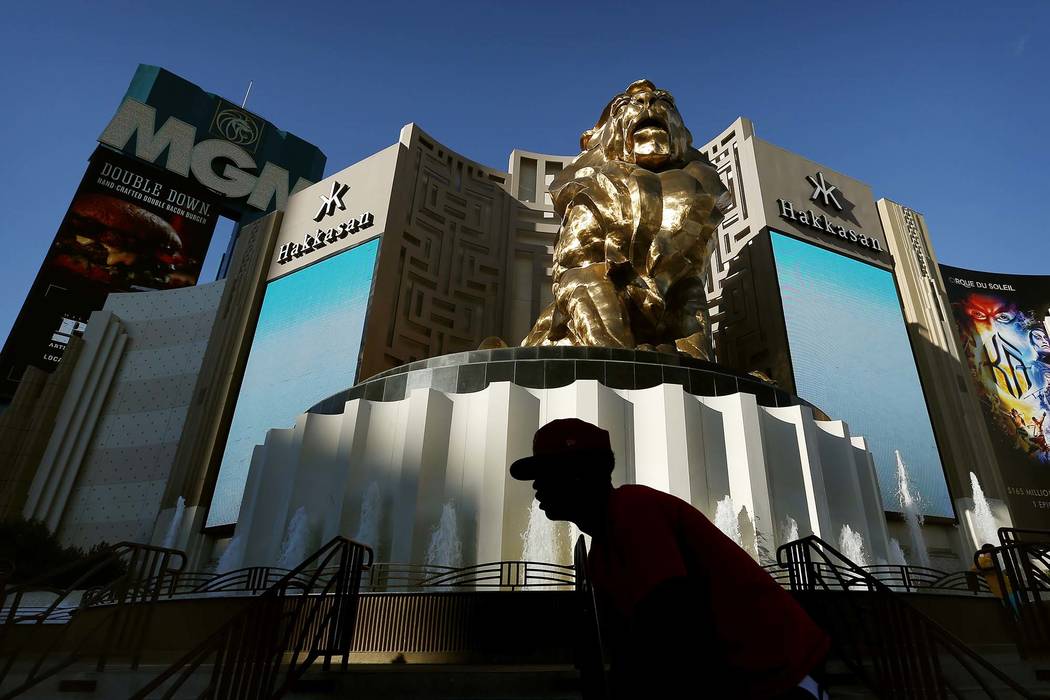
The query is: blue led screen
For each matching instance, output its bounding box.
[771,231,952,518]
[207,239,379,527]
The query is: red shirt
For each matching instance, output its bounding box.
[587,485,829,698]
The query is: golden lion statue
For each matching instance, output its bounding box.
[522,79,731,359]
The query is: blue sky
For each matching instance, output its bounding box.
[773,232,953,518]
[0,1,1047,346]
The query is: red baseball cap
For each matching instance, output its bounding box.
[509,418,614,480]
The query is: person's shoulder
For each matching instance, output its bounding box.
[615,484,685,500]
[613,485,695,513]
[614,484,668,502]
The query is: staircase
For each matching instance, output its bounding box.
[780,536,1042,698]
[0,542,186,699]
[5,534,1050,698]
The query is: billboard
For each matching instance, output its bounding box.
[0,65,327,406]
[0,147,219,399]
[940,265,1050,528]
[99,65,326,221]
[207,239,381,527]
[771,231,953,518]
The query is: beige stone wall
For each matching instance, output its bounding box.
[163,213,283,516]
[0,338,83,520]
[505,149,572,344]
[697,118,760,318]
[18,214,280,554]
[877,199,1007,535]
[22,280,225,549]
[358,127,573,378]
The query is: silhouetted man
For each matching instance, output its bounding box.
[511,418,829,699]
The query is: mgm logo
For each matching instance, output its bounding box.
[209,100,263,152]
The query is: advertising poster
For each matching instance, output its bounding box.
[941,265,1050,529]
[0,146,219,404]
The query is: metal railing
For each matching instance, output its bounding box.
[0,542,186,699]
[0,562,10,610]
[146,566,330,599]
[763,561,991,595]
[977,527,1050,658]
[33,559,576,605]
[75,557,989,603]
[129,536,372,700]
[572,535,606,700]
[780,535,1033,698]
[362,559,575,591]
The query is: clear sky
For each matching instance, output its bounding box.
[0,1,1047,346]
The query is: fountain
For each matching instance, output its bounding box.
[780,516,800,545]
[355,481,382,550]
[895,450,931,568]
[714,495,743,546]
[888,537,908,567]
[713,496,766,561]
[426,500,463,568]
[838,524,869,567]
[277,506,312,569]
[522,499,559,563]
[162,496,186,549]
[748,510,772,564]
[969,472,1000,547]
[567,522,588,560]
[216,535,244,574]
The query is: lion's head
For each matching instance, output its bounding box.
[549,80,704,215]
[580,79,693,170]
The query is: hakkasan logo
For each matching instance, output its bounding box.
[776,198,883,253]
[776,172,884,253]
[276,205,375,266]
[210,103,262,151]
[314,181,350,222]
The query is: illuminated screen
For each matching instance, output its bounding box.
[771,231,952,518]
[207,239,380,527]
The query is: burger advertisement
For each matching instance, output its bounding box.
[0,146,219,402]
[50,149,217,291]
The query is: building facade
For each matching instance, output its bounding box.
[11,86,1025,573]
[877,201,1008,532]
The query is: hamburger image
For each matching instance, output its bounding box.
[50,193,197,289]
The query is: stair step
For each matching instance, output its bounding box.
[290,665,582,699]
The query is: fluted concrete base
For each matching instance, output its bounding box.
[223,351,890,569]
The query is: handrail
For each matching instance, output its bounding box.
[365,559,575,591]
[762,561,991,595]
[56,557,990,602]
[997,528,1050,599]
[129,536,372,700]
[976,527,1050,658]
[0,561,11,630]
[779,535,1033,698]
[0,542,186,699]
[572,536,607,700]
